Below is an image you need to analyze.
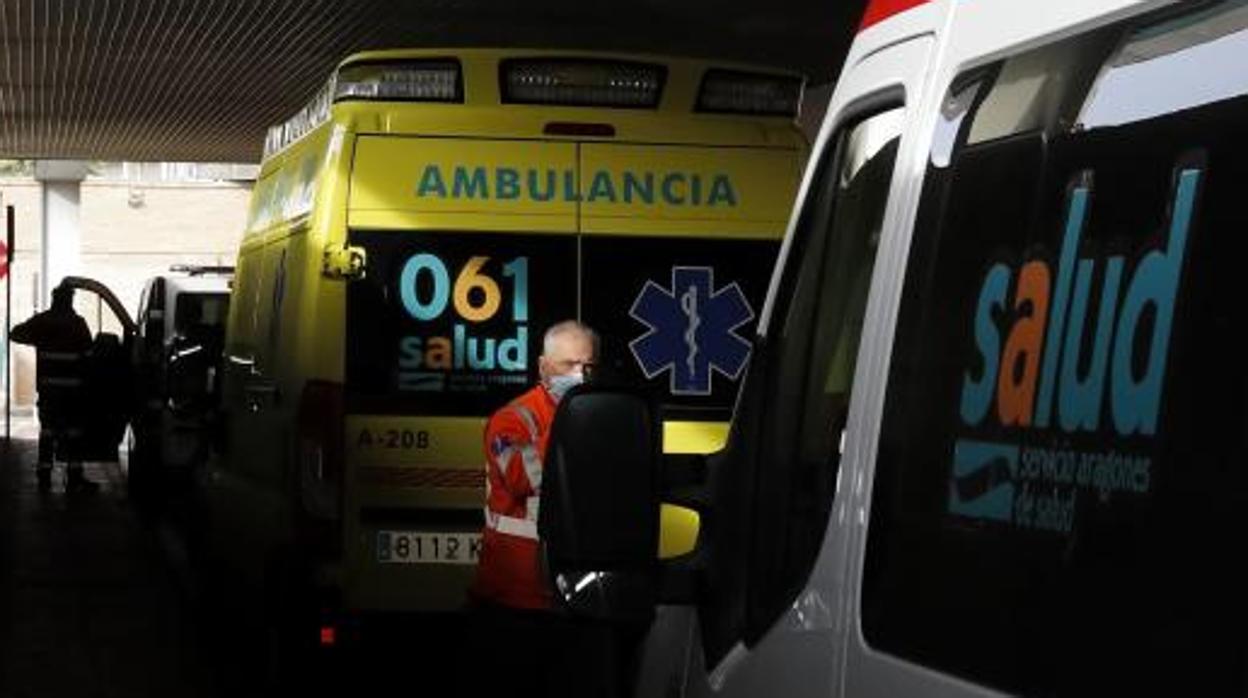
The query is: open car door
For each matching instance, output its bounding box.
[60,276,137,462]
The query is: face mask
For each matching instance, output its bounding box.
[546,372,584,402]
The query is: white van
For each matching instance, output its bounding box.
[128,265,232,508]
[538,0,1248,695]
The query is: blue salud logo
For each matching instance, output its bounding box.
[946,166,1201,534]
[629,267,755,396]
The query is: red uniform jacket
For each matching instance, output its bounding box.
[470,384,558,610]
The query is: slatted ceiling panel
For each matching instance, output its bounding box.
[0,0,384,161]
[0,0,854,163]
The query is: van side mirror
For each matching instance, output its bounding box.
[539,385,662,624]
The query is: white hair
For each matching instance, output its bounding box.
[542,320,598,356]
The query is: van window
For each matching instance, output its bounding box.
[864,2,1248,693]
[581,235,778,422]
[346,230,778,419]
[345,230,578,416]
[1079,0,1248,129]
[745,106,901,640]
[174,292,229,335]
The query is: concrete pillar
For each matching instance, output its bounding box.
[33,160,88,309]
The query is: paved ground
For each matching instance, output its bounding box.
[0,416,472,697]
[0,422,222,697]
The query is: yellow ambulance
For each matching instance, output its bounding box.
[200,48,805,647]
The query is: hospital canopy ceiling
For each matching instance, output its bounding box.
[0,0,858,162]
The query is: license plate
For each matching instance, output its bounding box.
[376,531,481,564]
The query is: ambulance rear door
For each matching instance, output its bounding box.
[578,143,802,436]
[343,135,579,610]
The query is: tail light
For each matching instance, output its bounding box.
[297,380,345,523]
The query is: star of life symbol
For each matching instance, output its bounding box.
[629,266,755,396]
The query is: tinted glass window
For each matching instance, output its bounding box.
[746,107,901,641]
[581,235,777,421]
[864,3,1248,693]
[346,229,778,419]
[174,292,229,334]
[345,230,577,416]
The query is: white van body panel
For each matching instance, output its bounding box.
[841,3,1182,697]
[660,0,1216,697]
[759,0,941,337]
[673,32,938,698]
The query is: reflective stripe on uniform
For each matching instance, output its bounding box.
[510,404,543,489]
[512,403,540,442]
[484,508,539,540]
[518,443,542,490]
[482,398,546,541]
[40,351,83,361]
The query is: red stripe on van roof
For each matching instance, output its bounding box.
[859,0,930,30]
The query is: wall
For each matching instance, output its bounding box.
[0,178,252,409]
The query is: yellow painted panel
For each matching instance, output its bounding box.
[346,415,715,563]
[659,504,701,559]
[664,421,730,454]
[580,216,786,239]
[346,416,485,511]
[367,108,806,150]
[657,422,721,559]
[580,144,800,226]
[348,416,729,464]
[347,209,576,233]
[346,415,486,469]
[350,137,579,222]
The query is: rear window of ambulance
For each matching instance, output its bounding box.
[344,230,576,417]
[343,230,776,419]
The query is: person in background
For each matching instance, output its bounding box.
[467,319,599,695]
[11,283,98,493]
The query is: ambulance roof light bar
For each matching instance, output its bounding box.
[500,59,665,108]
[263,60,462,159]
[696,69,804,118]
[264,77,334,159]
[333,60,462,103]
